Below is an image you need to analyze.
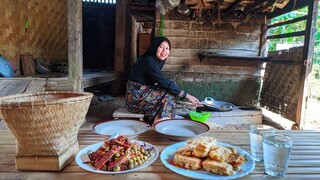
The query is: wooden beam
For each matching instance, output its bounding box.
[199,51,270,61]
[112,1,127,95]
[253,0,277,14]
[267,30,305,39]
[298,0,319,129]
[222,0,241,17]
[243,0,267,15]
[267,0,311,19]
[68,0,83,91]
[114,1,126,73]
[259,23,268,56]
[267,15,308,29]
[129,5,155,11]
[199,52,304,64]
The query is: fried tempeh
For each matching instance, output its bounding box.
[174,136,246,176]
[226,153,246,170]
[173,154,202,170]
[202,159,235,176]
[208,146,233,162]
[176,144,196,156]
[187,136,216,158]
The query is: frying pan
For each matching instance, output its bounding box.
[200,97,235,111]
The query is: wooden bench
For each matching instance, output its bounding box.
[112,108,144,120]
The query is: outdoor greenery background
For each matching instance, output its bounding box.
[268,4,320,100]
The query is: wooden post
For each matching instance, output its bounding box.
[112,0,127,95]
[259,21,269,57]
[297,0,318,129]
[114,1,126,73]
[68,0,83,91]
[131,15,138,65]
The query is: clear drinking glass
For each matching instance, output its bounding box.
[263,134,293,177]
[249,124,276,162]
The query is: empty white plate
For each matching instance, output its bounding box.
[154,119,210,141]
[93,119,150,139]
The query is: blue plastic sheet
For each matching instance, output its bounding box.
[0,56,14,77]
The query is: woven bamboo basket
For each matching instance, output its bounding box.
[0,91,93,156]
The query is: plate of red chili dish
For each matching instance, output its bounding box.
[75,138,159,174]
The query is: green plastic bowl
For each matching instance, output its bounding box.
[189,111,211,123]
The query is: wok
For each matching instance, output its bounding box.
[200,97,235,111]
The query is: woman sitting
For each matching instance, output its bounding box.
[125,36,200,126]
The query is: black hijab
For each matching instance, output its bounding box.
[146,36,171,55]
[144,36,171,69]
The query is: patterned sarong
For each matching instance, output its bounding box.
[125,80,176,125]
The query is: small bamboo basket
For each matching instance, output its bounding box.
[0,91,93,157]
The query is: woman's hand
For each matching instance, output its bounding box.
[186,94,201,106]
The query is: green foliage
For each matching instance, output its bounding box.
[268,4,320,100]
[313,64,320,79]
[268,7,308,50]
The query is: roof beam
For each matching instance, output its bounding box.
[253,0,277,14]
[222,0,242,17]
[243,0,267,15]
[267,0,311,19]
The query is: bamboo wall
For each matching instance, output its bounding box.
[0,0,68,74]
[261,47,304,122]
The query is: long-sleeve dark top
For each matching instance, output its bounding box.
[129,54,183,96]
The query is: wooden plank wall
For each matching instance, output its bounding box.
[0,0,68,75]
[155,11,264,75]
[151,11,265,106]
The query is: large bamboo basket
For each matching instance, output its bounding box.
[0,91,93,156]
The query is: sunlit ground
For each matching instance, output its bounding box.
[261,97,320,131]
[304,98,320,130]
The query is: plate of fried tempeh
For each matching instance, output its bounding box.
[160,137,255,179]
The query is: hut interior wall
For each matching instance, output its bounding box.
[153,11,265,106]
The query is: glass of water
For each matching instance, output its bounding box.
[249,124,276,162]
[263,134,293,177]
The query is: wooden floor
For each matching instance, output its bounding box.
[0,78,46,97]
[0,71,122,97]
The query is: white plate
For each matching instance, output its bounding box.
[93,119,150,138]
[75,140,159,174]
[160,141,255,179]
[154,119,210,141]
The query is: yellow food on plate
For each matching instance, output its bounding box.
[208,146,233,162]
[187,136,216,158]
[176,144,196,156]
[202,159,235,176]
[173,136,246,176]
[173,154,202,170]
[226,153,246,170]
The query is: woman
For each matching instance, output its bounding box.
[126,36,200,125]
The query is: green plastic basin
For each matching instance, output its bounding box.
[189,111,211,123]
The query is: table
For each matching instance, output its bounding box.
[1,129,320,179]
